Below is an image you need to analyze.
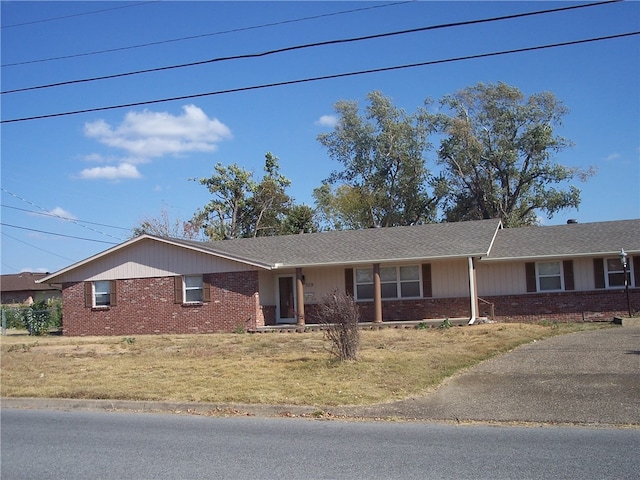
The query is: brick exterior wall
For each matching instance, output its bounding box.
[304,288,639,324]
[483,288,639,323]
[62,271,261,336]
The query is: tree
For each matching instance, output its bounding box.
[317,91,439,229]
[435,82,593,227]
[280,204,318,235]
[193,153,299,240]
[192,162,254,240]
[133,206,202,240]
[246,152,293,237]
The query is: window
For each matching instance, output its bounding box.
[354,265,421,300]
[537,262,562,291]
[84,280,116,308]
[605,258,627,288]
[184,275,203,303]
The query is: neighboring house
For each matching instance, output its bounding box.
[38,219,639,336]
[1,272,62,306]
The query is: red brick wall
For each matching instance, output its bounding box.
[303,288,638,324]
[61,271,260,336]
[483,288,639,323]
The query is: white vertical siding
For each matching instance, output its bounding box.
[56,238,258,282]
[477,262,526,296]
[431,260,470,298]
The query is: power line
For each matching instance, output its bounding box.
[1,204,132,231]
[2,31,637,125]
[1,223,119,245]
[0,188,124,240]
[1,1,159,29]
[1,0,621,95]
[1,1,414,67]
[1,231,76,262]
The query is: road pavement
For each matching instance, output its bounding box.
[3,325,639,426]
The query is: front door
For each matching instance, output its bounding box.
[277,276,296,324]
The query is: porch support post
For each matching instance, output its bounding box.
[467,257,478,325]
[373,263,383,323]
[295,268,305,326]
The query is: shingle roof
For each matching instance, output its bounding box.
[485,219,640,261]
[173,218,502,268]
[1,272,60,292]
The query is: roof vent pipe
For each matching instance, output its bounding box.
[567,219,578,224]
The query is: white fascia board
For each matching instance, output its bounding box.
[480,250,640,263]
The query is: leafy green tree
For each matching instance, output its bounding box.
[193,153,300,240]
[434,82,593,227]
[317,91,439,229]
[193,162,254,240]
[246,152,293,237]
[280,204,318,235]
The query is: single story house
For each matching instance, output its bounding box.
[1,272,61,306]
[38,218,639,336]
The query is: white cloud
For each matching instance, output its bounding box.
[78,163,142,180]
[83,104,232,158]
[604,153,620,161]
[48,207,77,220]
[315,115,339,128]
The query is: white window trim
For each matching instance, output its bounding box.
[354,265,422,301]
[183,275,204,304]
[604,257,634,289]
[536,261,564,292]
[93,280,111,307]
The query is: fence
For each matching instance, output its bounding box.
[1,301,62,336]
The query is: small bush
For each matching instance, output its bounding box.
[312,292,360,361]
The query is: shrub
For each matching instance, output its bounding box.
[312,291,360,361]
[21,301,51,336]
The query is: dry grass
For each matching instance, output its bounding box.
[0,323,606,406]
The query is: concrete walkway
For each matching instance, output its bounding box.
[3,326,639,426]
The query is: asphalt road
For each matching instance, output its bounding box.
[2,409,639,480]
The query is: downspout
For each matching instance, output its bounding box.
[468,256,478,325]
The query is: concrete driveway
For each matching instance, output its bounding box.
[336,325,640,426]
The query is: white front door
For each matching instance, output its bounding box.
[276,275,296,324]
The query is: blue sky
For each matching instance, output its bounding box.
[1,0,639,275]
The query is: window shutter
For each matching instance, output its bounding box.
[633,256,640,288]
[202,276,211,302]
[344,268,354,297]
[110,280,118,307]
[174,276,183,304]
[525,262,537,292]
[422,264,432,298]
[593,258,605,289]
[84,282,93,308]
[563,260,575,291]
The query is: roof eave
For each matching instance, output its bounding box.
[482,250,640,262]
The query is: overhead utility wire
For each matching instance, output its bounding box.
[0,0,619,95]
[2,1,414,67]
[1,1,159,29]
[1,188,124,240]
[1,204,131,232]
[2,31,637,125]
[1,231,77,262]
[1,223,119,245]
